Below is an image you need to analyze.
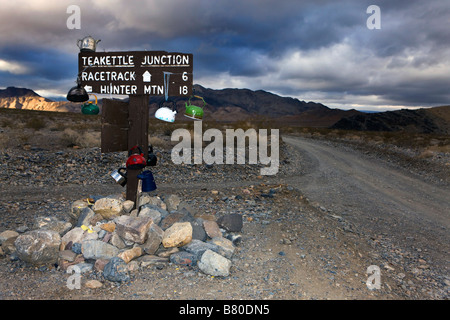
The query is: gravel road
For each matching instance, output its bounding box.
[281,136,449,298]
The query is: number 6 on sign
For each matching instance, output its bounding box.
[182,72,188,81]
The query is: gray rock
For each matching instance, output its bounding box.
[181,239,221,260]
[139,205,163,225]
[81,240,119,260]
[217,214,243,232]
[203,220,222,239]
[198,249,232,277]
[115,215,153,244]
[138,195,167,211]
[208,237,235,259]
[165,194,181,212]
[15,230,61,266]
[122,200,135,213]
[0,230,19,245]
[103,257,130,282]
[74,262,94,273]
[33,216,72,236]
[190,218,207,242]
[16,225,29,234]
[110,232,127,249]
[170,251,197,266]
[59,250,77,262]
[69,200,89,224]
[140,223,164,254]
[71,243,82,254]
[138,255,168,268]
[76,207,96,227]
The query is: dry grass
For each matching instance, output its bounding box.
[1,108,448,155]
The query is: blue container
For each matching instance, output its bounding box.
[138,170,157,192]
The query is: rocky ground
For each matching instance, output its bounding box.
[0,125,449,301]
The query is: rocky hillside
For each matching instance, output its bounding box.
[331,106,450,134]
[0,87,81,113]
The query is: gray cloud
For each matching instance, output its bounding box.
[0,0,449,110]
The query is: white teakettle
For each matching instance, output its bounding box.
[155,101,177,123]
[77,35,101,52]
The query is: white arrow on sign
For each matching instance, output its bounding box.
[143,70,152,83]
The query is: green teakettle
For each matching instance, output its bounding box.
[184,95,205,120]
[81,94,99,115]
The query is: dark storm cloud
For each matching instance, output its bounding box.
[0,0,448,109]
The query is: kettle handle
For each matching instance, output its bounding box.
[87,94,97,105]
[128,145,143,156]
[188,95,206,109]
[159,99,176,111]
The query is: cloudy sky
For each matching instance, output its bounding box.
[0,0,449,111]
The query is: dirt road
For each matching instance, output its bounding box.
[281,136,449,297]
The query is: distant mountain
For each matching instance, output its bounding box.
[0,86,81,112]
[149,84,361,126]
[331,106,450,134]
[4,85,447,133]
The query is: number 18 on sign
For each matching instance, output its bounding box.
[78,51,193,96]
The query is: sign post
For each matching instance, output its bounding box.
[78,50,193,205]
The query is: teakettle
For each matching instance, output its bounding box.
[155,100,177,123]
[184,95,205,120]
[126,145,147,170]
[81,94,99,115]
[67,77,89,102]
[77,35,101,52]
[111,167,127,187]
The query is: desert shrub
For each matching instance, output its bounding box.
[25,117,46,130]
[62,128,100,148]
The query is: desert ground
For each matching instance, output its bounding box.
[0,108,449,301]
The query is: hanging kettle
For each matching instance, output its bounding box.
[138,170,157,192]
[77,35,101,52]
[126,145,147,170]
[67,77,89,102]
[81,94,100,115]
[184,95,205,120]
[147,145,157,167]
[155,100,177,123]
[111,167,127,187]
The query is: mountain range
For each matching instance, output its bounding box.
[0,85,448,133]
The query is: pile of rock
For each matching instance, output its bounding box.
[0,193,243,282]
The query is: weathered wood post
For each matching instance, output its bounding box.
[126,95,150,204]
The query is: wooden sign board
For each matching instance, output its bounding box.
[78,51,193,96]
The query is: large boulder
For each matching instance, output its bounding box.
[93,198,123,220]
[14,230,61,266]
[114,215,153,244]
[197,249,232,277]
[162,222,192,248]
[81,240,119,260]
[103,257,130,282]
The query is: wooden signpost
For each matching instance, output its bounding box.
[78,50,193,204]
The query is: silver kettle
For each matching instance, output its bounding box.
[77,35,101,52]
